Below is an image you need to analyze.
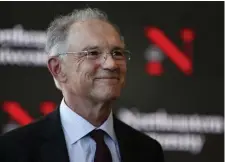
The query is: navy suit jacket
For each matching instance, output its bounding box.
[0,108,164,162]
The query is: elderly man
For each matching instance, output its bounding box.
[0,8,164,162]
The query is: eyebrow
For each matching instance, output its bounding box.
[81,45,124,51]
[112,46,124,51]
[81,46,99,51]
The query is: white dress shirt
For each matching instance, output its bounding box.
[59,99,121,162]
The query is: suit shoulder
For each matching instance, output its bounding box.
[115,117,162,147]
[0,111,59,162]
[0,114,49,144]
[115,118,164,161]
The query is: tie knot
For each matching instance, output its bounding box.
[90,129,105,143]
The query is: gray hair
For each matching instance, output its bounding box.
[46,7,122,90]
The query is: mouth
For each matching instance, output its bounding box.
[95,77,120,80]
[94,77,120,84]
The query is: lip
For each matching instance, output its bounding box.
[95,77,120,80]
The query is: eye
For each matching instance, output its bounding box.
[112,50,125,59]
[87,50,101,59]
[89,50,100,56]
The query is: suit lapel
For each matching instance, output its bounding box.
[39,108,70,162]
[114,117,135,162]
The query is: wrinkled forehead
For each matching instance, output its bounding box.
[66,19,124,51]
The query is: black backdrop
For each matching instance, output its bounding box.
[0,2,224,162]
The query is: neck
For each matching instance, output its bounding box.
[63,92,112,127]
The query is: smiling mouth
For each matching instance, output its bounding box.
[95,77,120,80]
[94,77,120,84]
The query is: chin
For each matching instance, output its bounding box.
[90,84,123,101]
[102,93,120,101]
[91,90,121,102]
[106,93,120,100]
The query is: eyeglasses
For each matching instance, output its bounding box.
[57,49,131,64]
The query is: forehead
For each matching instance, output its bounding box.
[67,19,124,51]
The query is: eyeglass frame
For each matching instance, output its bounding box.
[55,48,131,64]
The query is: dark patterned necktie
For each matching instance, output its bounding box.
[90,129,112,162]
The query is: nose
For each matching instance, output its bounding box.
[101,53,118,70]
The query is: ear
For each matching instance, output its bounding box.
[47,56,67,83]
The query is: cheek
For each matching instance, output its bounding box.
[120,65,127,84]
[122,64,127,72]
[74,60,97,84]
[120,65,127,76]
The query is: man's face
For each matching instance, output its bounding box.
[61,20,127,101]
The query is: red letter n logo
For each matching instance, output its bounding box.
[145,27,195,76]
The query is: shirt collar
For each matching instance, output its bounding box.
[59,99,117,145]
